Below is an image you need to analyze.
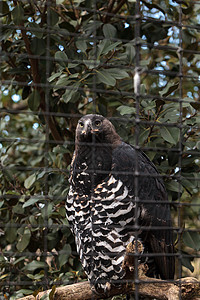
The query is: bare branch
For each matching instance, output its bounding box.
[17,275,200,300]
[18,232,200,300]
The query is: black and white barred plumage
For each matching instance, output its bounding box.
[66,114,175,294]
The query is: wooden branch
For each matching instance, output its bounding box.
[18,275,200,300]
[21,27,41,86]
[20,17,71,165]
[103,0,116,23]
[102,0,127,23]
[18,241,200,300]
[112,0,127,15]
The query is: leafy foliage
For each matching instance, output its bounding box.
[0,0,200,298]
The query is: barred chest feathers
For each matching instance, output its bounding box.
[66,115,137,293]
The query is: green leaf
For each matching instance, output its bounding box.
[24,173,37,189]
[62,83,80,103]
[56,0,65,4]
[160,126,179,144]
[125,44,136,64]
[48,72,62,82]
[0,1,10,16]
[12,4,24,25]
[159,81,179,97]
[54,76,69,89]
[196,141,200,150]
[15,289,34,296]
[103,24,117,39]
[181,251,194,273]
[96,69,116,86]
[30,38,46,55]
[76,39,87,53]
[165,180,182,193]
[139,128,150,144]
[24,260,47,272]
[83,59,100,69]
[27,273,44,280]
[40,294,50,300]
[97,40,121,57]
[13,257,27,265]
[5,224,17,243]
[183,231,200,251]
[23,196,41,208]
[28,90,41,111]
[41,203,53,219]
[58,244,71,267]
[16,228,31,252]
[49,9,59,26]
[85,21,102,36]
[55,51,68,68]
[117,105,136,115]
[107,68,129,80]
[28,23,43,39]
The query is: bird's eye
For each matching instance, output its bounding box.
[79,121,84,127]
[95,120,101,126]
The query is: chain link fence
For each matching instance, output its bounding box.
[0,0,200,299]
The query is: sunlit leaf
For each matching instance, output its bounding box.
[160,126,179,144]
[24,260,47,271]
[159,82,179,97]
[16,228,31,252]
[117,105,135,115]
[55,51,68,68]
[24,173,37,189]
[23,196,41,208]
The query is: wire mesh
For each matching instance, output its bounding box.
[0,0,200,299]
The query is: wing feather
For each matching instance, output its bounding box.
[112,142,175,279]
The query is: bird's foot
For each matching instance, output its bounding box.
[122,239,146,273]
[91,281,112,298]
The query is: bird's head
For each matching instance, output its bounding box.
[75,114,121,147]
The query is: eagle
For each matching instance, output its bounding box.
[66,114,175,295]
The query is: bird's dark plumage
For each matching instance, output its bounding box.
[66,114,175,294]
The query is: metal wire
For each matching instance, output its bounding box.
[0,0,200,299]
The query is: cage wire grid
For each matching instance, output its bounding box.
[0,0,200,299]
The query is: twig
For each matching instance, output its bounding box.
[103,0,116,23]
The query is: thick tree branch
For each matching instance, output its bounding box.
[20,21,71,164]
[102,0,127,23]
[18,275,200,300]
[21,28,41,85]
[18,241,200,300]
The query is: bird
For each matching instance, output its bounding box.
[66,114,175,295]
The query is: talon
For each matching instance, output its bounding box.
[105,281,111,292]
[129,266,134,272]
[122,239,144,273]
[104,282,111,296]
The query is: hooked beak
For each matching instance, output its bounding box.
[81,120,92,136]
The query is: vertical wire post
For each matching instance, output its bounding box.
[134,0,141,299]
[178,3,184,299]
